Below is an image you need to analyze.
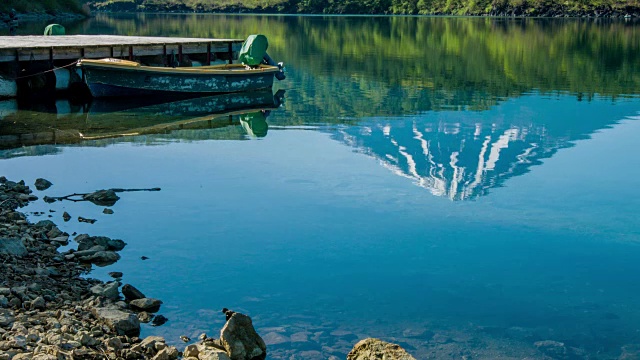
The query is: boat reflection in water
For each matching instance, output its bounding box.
[0,89,284,154]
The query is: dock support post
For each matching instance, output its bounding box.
[178,45,183,64]
[163,45,167,66]
[128,46,133,61]
[228,42,233,64]
[206,43,211,65]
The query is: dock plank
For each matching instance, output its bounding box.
[0,35,244,49]
[0,35,244,62]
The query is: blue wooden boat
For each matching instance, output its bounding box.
[77,58,281,98]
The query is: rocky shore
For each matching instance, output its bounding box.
[0,176,416,360]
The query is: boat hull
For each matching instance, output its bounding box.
[78,59,278,98]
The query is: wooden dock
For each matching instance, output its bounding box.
[0,35,245,98]
[0,35,244,63]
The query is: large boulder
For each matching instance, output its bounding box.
[0,238,27,257]
[92,307,140,337]
[347,338,416,360]
[122,284,146,302]
[219,312,266,360]
[90,282,120,300]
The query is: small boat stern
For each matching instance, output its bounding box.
[239,34,286,81]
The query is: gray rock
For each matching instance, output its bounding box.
[103,208,114,214]
[220,312,266,360]
[197,345,232,360]
[183,344,199,357]
[75,331,99,346]
[109,272,123,279]
[92,307,140,337]
[0,296,8,308]
[122,284,146,301]
[105,337,123,351]
[129,298,163,313]
[137,312,152,323]
[62,211,71,222]
[34,220,55,229]
[78,251,121,266]
[31,296,46,310]
[34,178,53,191]
[90,282,120,300]
[75,234,126,252]
[83,190,120,206]
[49,235,69,245]
[107,239,126,251]
[151,315,168,326]
[78,216,97,224]
[0,288,9,296]
[347,338,416,360]
[0,309,15,327]
[91,251,121,266]
[137,336,165,353]
[0,238,27,257]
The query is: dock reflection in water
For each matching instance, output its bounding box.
[0,89,284,154]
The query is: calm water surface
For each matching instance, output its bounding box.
[2,15,640,359]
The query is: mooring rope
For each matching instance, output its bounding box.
[3,60,80,81]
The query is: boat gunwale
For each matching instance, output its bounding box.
[77,59,280,75]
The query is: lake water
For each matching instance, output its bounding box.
[2,15,640,359]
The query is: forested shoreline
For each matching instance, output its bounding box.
[2,0,640,19]
[89,0,640,17]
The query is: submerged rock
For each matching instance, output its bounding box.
[534,340,568,359]
[220,312,266,360]
[347,338,416,360]
[34,178,53,191]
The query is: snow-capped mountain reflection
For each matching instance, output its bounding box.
[331,96,639,200]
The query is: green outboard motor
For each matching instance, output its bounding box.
[239,34,269,66]
[44,24,65,36]
[239,34,286,81]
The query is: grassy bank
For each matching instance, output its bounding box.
[87,0,640,16]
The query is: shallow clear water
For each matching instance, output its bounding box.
[2,14,640,359]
